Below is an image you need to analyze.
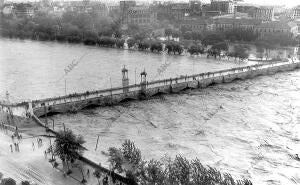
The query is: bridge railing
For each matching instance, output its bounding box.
[27,59,299,108]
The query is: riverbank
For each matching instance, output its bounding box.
[0,123,122,185]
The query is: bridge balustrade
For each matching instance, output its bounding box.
[8,60,300,110]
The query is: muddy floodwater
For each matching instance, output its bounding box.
[1,38,300,185]
[47,70,300,185]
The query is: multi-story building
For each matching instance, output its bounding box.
[125,6,157,26]
[210,0,235,14]
[250,6,274,21]
[255,21,298,37]
[13,3,34,17]
[120,0,136,23]
[213,18,262,31]
[171,3,190,21]
[189,0,202,16]
[291,6,300,20]
[179,18,214,32]
[236,3,257,14]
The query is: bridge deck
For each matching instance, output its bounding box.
[1,59,299,117]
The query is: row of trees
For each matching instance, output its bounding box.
[48,129,252,185]
[107,140,252,185]
[0,11,122,42]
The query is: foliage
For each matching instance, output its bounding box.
[0,178,16,185]
[116,39,125,48]
[202,33,225,46]
[150,41,163,53]
[0,11,118,44]
[127,38,137,48]
[97,36,116,47]
[138,41,151,51]
[107,140,252,185]
[52,129,86,163]
[229,45,250,60]
[212,42,229,52]
[21,181,30,185]
[187,44,205,55]
[139,159,166,185]
[165,41,183,55]
[183,31,203,41]
[224,29,259,42]
[108,140,142,184]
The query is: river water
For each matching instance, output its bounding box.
[1,38,300,185]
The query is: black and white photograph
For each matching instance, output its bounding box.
[1,0,300,184]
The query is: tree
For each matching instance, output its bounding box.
[52,129,86,174]
[230,45,249,61]
[150,41,163,53]
[212,42,228,52]
[127,38,137,49]
[0,178,16,185]
[138,41,150,51]
[187,44,205,55]
[165,41,183,55]
[165,28,173,37]
[202,33,225,46]
[21,181,30,185]
[108,140,142,184]
[139,159,166,185]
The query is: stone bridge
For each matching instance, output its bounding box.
[1,59,300,118]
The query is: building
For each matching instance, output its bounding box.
[125,6,157,26]
[291,6,300,20]
[2,4,14,16]
[0,0,5,8]
[250,6,274,21]
[189,0,202,16]
[171,3,190,21]
[13,3,34,17]
[179,18,214,32]
[255,21,298,37]
[210,0,235,14]
[120,0,136,23]
[213,18,262,31]
[236,3,257,14]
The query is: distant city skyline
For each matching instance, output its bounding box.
[3,0,300,8]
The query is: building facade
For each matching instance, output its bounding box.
[210,0,235,14]
[291,6,300,20]
[13,3,34,17]
[250,6,274,21]
[255,21,298,37]
[125,6,157,26]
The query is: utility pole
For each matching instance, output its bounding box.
[44,105,48,128]
[110,77,113,105]
[135,68,136,85]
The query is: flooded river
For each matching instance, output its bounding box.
[1,38,300,184]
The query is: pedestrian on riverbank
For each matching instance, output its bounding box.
[44,150,47,159]
[86,169,90,177]
[14,143,17,152]
[10,144,13,153]
[32,142,35,151]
